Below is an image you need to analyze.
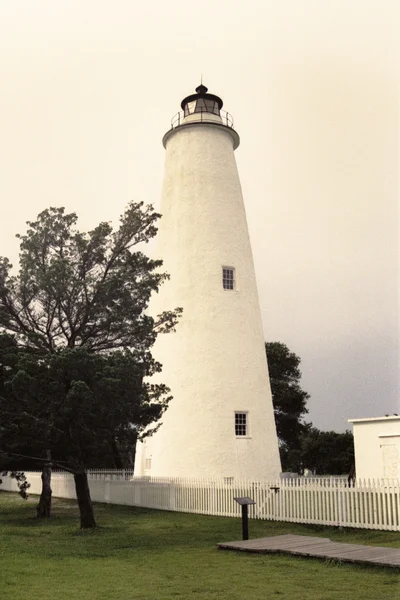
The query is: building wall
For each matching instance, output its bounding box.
[350,416,400,479]
[135,121,281,479]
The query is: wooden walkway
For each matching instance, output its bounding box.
[217,534,400,568]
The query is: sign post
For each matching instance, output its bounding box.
[234,496,256,540]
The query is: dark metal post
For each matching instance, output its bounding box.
[234,496,255,541]
[242,504,249,540]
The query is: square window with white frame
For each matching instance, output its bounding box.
[223,267,235,290]
[235,412,248,436]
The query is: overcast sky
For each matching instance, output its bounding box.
[0,1,398,432]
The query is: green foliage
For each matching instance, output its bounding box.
[265,342,309,470]
[0,345,170,473]
[299,427,355,475]
[0,334,42,478]
[0,471,30,499]
[0,202,181,462]
[0,202,181,352]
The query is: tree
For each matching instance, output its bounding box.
[299,427,354,475]
[0,203,179,352]
[1,347,170,527]
[265,342,354,475]
[0,202,181,527]
[265,342,309,470]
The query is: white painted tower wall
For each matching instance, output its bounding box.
[135,92,281,480]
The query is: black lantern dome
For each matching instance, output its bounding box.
[181,84,223,118]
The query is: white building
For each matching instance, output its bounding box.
[135,84,281,480]
[348,416,400,479]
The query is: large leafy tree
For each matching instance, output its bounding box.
[0,202,179,351]
[0,202,181,527]
[265,342,309,470]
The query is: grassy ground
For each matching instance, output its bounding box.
[1,492,399,600]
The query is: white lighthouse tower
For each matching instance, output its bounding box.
[135,84,281,480]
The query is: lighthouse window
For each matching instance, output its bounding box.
[222,267,235,290]
[184,99,220,117]
[184,101,197,116]
[235,412,248,436]
[195,98,208,112]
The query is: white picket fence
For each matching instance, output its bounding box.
[1,471,399,531]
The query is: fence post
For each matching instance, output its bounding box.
[337,486,343,527]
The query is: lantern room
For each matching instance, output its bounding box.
[181,84,223,117]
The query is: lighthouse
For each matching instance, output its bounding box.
[135,84,281,480]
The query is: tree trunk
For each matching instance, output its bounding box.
[36,451,52,518]
[73,471,96,528]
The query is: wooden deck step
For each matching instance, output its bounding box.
[217,534,400,568]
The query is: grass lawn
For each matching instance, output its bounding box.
[1,491,399,600]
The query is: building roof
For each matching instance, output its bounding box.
[348,415,400,424]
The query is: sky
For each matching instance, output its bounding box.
[0,0,398,432]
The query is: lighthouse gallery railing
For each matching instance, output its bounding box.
[169,109,235,130]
